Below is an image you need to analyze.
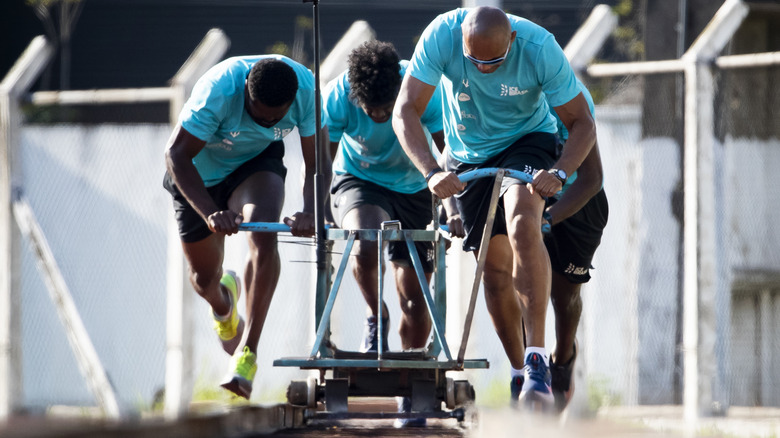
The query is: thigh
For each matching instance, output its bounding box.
[331,174,393,227]
[181,232,226,275]
[227,171,285,223]
[545,189,608,284]
[341,203,391,230]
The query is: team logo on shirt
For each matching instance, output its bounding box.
[273,127,293,140]
[207,140,232,151]
[460,111,476,120]
[458,93,471,102]
[500,84,528,96]
[230,131,240,138]
[462,79,469,87]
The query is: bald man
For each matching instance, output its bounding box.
[393,7,595,409]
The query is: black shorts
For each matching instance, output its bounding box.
[544,188,609,284]
[445,132,558,252]
[330,173,435,273]
[163,141,287,243]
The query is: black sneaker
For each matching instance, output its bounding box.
[510,375,524,408]
[393,396,427,428]
[360,315,389,353]
[550,341,577,413]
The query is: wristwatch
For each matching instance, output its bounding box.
[548,168,568,185]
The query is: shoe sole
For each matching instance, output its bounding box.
[221,375,252,399]
[220,317,245,355]
[219,271,244,355]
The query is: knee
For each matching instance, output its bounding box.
[400,296,429,319]
[190,266,220,292]
[247,233,278,262]
[350,242,379,268]
[551,285,582,312]
[482,264,512,299]
[507,214,538,246]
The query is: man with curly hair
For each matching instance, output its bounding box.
[164,56,322,399]
[323,40,451,427]
[393,7,596,410]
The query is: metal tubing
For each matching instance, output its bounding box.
[457,169,505,365]
[309,233,356,358]
[404,234,452,360]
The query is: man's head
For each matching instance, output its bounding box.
[245,58,298,128]
[348,40,401,123]
[461,6,516,74]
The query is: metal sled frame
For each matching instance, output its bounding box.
[239,167,545,423]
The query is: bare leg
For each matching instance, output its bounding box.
[227,171,285,355]
[340,205,391,317]
[550,271,581,364]
[182,233,229,316]
[393,263,432,349]
[481,235,525,369]
[502,184,550,349]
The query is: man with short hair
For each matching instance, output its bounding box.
[393,7,596,408]
[164,55,321,399]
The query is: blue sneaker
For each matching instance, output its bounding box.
[510,375,524,407]
[360,315,389,353]
[518,352,554,409]
[393,396,427,428]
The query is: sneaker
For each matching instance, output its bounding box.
[550,341,577,413]
[509,375,524,408]
[518,352,554,409]
[393,396,427,428]
[220,346,257,399]
[359,315,389,353]
[212,270,245,355]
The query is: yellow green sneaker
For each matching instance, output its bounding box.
[220,346,257,399]
[212,269,244,355]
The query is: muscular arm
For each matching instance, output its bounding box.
[393,75,465,198]
[552,93,596,178]
[545,139,603,225]
[532,93,596,198]
[285,126,331,236]
[165,124,242,234]
[393,75,439,175]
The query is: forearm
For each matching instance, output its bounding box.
[552,118,596,176]
[394,108,440,176]
[546,142,603,225]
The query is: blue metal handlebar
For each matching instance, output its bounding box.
[240,168,555,234]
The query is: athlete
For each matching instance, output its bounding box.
[323,40,446,427]
[393,6,596,408]
[164,55,322,399]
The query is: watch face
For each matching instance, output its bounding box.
[557,169,567,180]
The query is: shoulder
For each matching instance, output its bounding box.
[324,70,350,100]
[508,14,555,48]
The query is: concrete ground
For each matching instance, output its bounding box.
[1,402,778,437]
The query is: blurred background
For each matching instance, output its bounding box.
[1,0,779,430]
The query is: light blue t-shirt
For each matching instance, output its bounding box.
[547,78,596,193]
[179,55,316,187]
[407,8,580,164]
[324,60,444,194]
